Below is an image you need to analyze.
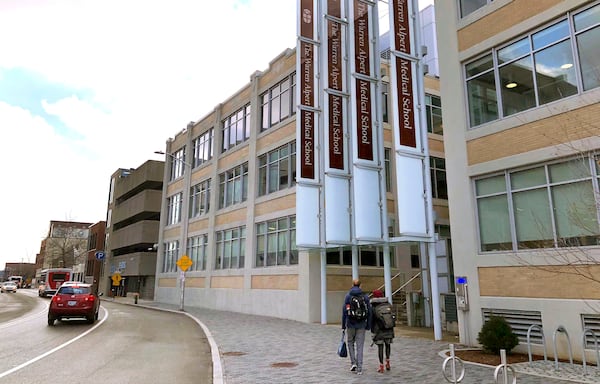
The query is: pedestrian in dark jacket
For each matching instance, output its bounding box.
[370,289,395,373]
[341,279,371,375]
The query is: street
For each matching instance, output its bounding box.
[0,289,212,384]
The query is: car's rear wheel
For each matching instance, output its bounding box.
[48,317,55,326]
[86,315,95,324]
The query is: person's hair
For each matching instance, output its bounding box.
[352,279,361,287]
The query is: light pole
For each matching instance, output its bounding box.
[154,149,193,311]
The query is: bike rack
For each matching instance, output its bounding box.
[552,325,574,370]
[526,324,547,366]
[494,349,517,384]
[442,344,465,383]
[581,327,600,375]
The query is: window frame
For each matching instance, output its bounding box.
[218,163,249,209]
[257,142,297,196]
[255,216,297,267]
[464,3,600,128]
[260,72,297,131]
[215,226,246,270]
[222,104,251,153]
[475,155,600,252]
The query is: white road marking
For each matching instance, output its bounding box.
[0,306,109,379]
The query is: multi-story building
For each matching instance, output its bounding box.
[154,6,452,325]
[86,221,106,294]
[437,0,600,360]
[102,161,164,299]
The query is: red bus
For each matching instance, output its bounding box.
[38,268,73,297]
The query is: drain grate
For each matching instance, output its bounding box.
[222,351,246,356]
[271,362,298,368]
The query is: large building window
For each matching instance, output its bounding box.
[258,142,296,196]
[465,3,600,128]
[218,163,249,209]
[475,156,600,252]
[260,73,296,131]
[255,216,297,267]
[326,246,395,267]
[189,179,210,218]
[161,240,179,273]
[166,192,183,225]
[169,147,186,181]
[215,226,245,270]
[430,156,448,199]
[187,234,207,271]
[425,94,443,135]
[192,128,214,168]
[460,0,492,18]
[222,104,251,152]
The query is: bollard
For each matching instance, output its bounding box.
[134,293,139,304]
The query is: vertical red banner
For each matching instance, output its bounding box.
[392,0,416,148]
[300,0,316,178]
[353,0,373,161]
[327,0,344,169]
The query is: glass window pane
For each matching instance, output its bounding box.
[549,158,590,183]
[552,181,599,246]
[498,38,530,64]
[532,20,569,50]
[478,195,512,251]
[577,27,600,91]
[513,189,554,249]
[267,233,277,266]
[460,0,488,19]
[467,71,498,126]
[511,167,546,189]
[574,4,600,32]
[475,175,506,196]
[466,53,494,78]
[534,40,578,104]
[500,56,536,116]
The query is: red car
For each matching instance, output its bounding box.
[47,283,102,326]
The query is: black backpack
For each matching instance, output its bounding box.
[348,295,368,321]
[374,302,396,329]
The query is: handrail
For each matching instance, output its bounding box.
[392,271,422,297]
[373,271,406,294]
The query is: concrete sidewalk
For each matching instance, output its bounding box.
[109,297,579,383]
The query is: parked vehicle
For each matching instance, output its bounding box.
[38,268,73,297]
[1,281,18,293]
[47,283,102,326]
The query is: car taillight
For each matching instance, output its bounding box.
[51,295,61,303]
[85,295,95,302]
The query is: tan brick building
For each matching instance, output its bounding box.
[437,0,600,360]
[154,30,452,325]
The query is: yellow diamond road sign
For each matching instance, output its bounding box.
[176,255,193,271]
[111,272,122,286]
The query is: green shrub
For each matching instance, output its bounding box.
[477,316,519,355]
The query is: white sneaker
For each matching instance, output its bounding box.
[357,370,363,375]
[350,364,357,372]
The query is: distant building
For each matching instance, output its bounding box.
[102,161,164,299]
[38,220,92,270]
[4,262,36,286]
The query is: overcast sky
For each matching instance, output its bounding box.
[0,0,434,271]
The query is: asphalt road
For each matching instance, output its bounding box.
[0,289,212,384]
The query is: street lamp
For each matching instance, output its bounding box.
[154,149,192,311]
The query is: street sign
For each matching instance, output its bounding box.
[176,255,193,272]
[111,272,122,286]
[95,251,105,260]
